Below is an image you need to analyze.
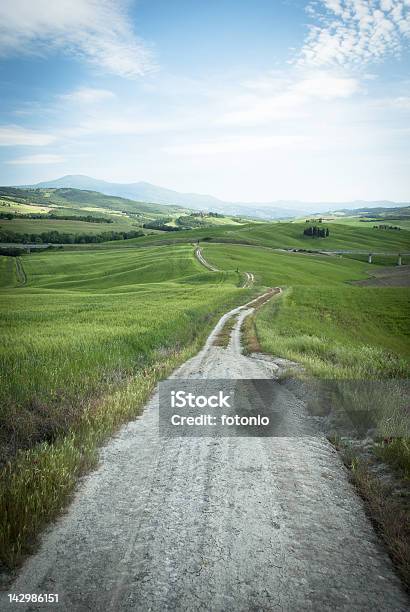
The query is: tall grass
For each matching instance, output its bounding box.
[253,286,410,379]
[252,286,410,485]
[0,345,196,567]
[201,243,376,287]
[0,245,255,568]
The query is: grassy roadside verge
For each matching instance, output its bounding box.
[251,286,409,379]
[247,286,410,588]
[242,289,282,355]
[334,439,410,589]
[0,340,198,571]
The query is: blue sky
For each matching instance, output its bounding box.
[0,0,409,202]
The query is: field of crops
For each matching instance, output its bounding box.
[202,243,410,378]
[0,187,247,241]
[254,285,409,378]
[114,219,410,252]
[201,243,371,286]
[0,216,137,235]
[0,244,246,457]
[0,215,409,569]
[0,243,257,565]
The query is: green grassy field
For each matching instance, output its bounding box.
[1,212,409,570]
[343,253,408,266]
[0,243,255,566]
[0,257,18,288]
[2,188,410,253]
[228,222,410,251]
[201,243,410,379]
[0,216,138,235]
[0,244,245,457]
[201,243,371,286]
[325,217,410,231]
[0,186,187,216]
[254,286,409,378]
[111,220,410,252]
[0,187,248,240]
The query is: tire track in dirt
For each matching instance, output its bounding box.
[194,247,220,272]
[15,257,27,286]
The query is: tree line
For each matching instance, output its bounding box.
[374,224,401,231]
[143,219,180,231]
[0,229,144,245]
[303,225,330,238]
[0,212,113,223]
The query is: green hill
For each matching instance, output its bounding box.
[0,186,188,215]
[118,220,410,253]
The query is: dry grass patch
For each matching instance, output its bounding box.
[334,440,410,590]
[213,316,238,347]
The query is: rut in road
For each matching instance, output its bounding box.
[4,292,408,612]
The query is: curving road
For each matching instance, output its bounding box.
[3,292,408,611]
[195,247,254,288]
[194,247,220,272]
[242,271,255,288]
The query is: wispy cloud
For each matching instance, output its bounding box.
[299,0,410,68]
[163,134,310,156]
[6,153,65,165]
[0,125,56,146]
[59,87,115,104]
[221,71,360,126]
[0,0,156,78]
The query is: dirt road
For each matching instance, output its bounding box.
[242,271,255,287]
[15,257,27,286]
[3,295,408,611]
[195,247,254,288]
[195,247,219,272]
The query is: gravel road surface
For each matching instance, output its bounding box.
[195,248,219,272]
[3,295,408,612]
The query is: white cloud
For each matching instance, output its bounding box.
[221,71,360,126]
[0,0,155,78]
[293,72,360,98]
[59,87,115,104]
[372,95,410,110]
[299,0,410,68]
[163,134,310,156]
[0,125,56,146]
[6,153,65,165]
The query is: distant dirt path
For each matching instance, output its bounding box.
[194,247,219,271]
[4,291,408,611]
[195,247,254,288]
[242,271,254,288]
[15,257,27,286]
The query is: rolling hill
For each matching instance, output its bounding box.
[22,175,409,220]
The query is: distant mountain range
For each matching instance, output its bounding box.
[22,175,410,220]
